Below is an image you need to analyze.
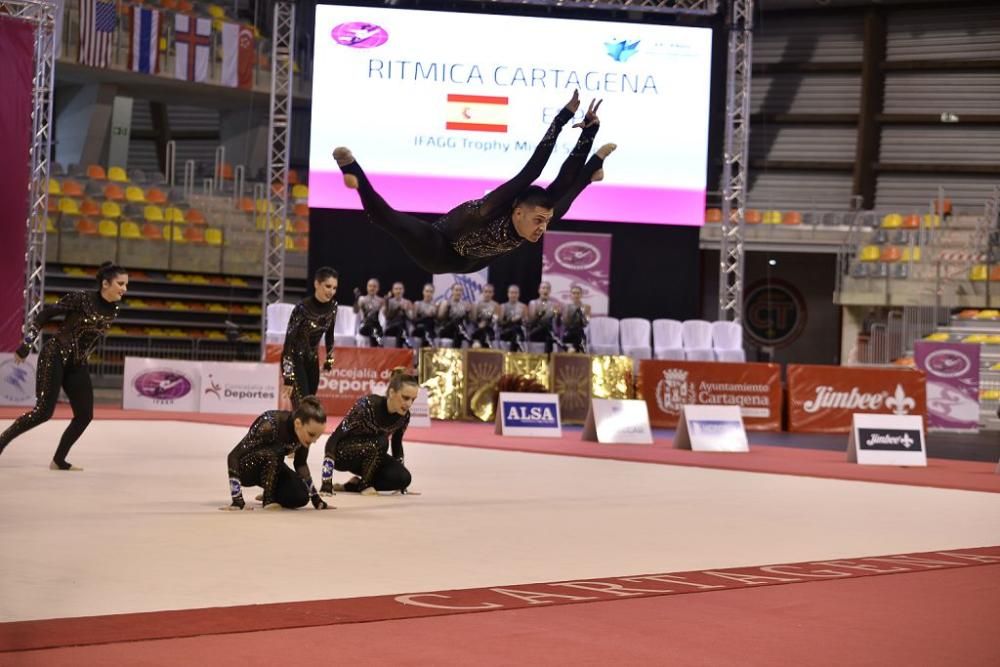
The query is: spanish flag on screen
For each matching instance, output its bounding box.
[445,94,509,133]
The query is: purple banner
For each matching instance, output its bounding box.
[914,341,981,432]
[541,231,612,316]
[0,17,34,352]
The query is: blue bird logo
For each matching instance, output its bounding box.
[605,39,640,63]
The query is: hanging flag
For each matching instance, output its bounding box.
[174,14,211,82]
[129,6,160,74]
[221,23,256,89]
[78,0,116,68]
[238,25,255,89]
[445,94,509,133]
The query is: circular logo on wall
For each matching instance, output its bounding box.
[133,370,193,401]
[554,241,601,271]
[331,22,389,48]
[923,349,971,378]
[0,358,36,404]
[743,279,807,348]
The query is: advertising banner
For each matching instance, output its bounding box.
[313,347,415,415]
[0,353,38,407]
[848,414,927,467]
[913,341,980,432]
[542,231,611,316]
[495,392,562,438]
[199,361,279,415]
[638,360,782,431]
[123,357,202,412]
[787,364,926,433]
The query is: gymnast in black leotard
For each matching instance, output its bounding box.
[334,91,615,274]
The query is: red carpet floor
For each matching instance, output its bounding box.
[4,559,999,666]
[3,406,998,493]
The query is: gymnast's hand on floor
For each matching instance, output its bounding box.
[219,497,248,511]
[311,493,332,510]
[573,99,603,129]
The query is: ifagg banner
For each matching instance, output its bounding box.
[913,341,980,432]
[542,231,611,317]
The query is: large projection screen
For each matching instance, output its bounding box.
[308,5,712,226]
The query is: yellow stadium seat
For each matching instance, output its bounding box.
[963,334,988,343]
[46,217,56,233]
[101,201,122,219]
[974,309,999,319]
[164,206,185,223]
[859,245,881,262]
[120,221,142,239]
[988,335,1000,345]
[923,332,950,342]
[970,265,988,281]
[285,236,295,250]
[108,166,129,183]
[58,197,81,215]
[169,225,186,243]
[291,184,309,200]
[255,199,272,214]
[922,214,941,228]
[98,219,118,238]
[126,186,146,203]
[205,227,223,245]
[227,277,249,287]
[48,179,61,195]
[900,247,921,262]
[763,210,782,225]
[144,205,165,223]
[992,362,1000,371]
[880,213,902,229]
[245,305,262,315]
[982,389,1000,401]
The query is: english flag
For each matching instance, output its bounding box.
[445,94,508,133]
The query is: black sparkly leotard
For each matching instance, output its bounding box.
[281,296,337,408]
[321,394,411,492]
[0,291,119,467]
[339,108,604,274]
[226,410,317,508]
[411,300,438,346]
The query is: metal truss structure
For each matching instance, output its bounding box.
[261,1,295,353]
[5,0,57,341]
[718,0,753,323]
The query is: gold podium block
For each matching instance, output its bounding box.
[418,348,465,420]
[504,352,551,391]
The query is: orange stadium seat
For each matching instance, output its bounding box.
[160,0,178,9]
[294,235,308,251]
[933,198,952,215]
[146,187,168,205]
[103,183,125,201]
[744,209,762,224]
[901,214,920,229]
[879,246,902,262]
[287,170,300,185]
[991,266,1000,281]
[183,226,206,243]
[238,197,255,213]
[80,199,101,217]
[704,208,722,223]
[75,218,99,235]
[185,208,206,224]
[782,211,802,225]
[177,1,194,13]
[61,179,84,197]
[86,164,107,180]
[141,223,164,240]
[293,202,309,218]
[107,166,128,183]
[47,198,58,214]
[219,163,234,180]
[293,218,309,233]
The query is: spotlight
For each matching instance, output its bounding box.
[768,259,777,267]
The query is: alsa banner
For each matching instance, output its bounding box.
[787,364,926,433]
[638,360,782,431]
[264,345,415,415]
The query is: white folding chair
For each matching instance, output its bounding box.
[264,302,295,345]
[619,318,652,362]
[333,307,357,347]
[652,319,685,360]
[681,319,715,361]
[712,320,746,362]
[587,316,621,355]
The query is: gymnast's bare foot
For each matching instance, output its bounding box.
[592,143,617,182]
[333,147,359,189]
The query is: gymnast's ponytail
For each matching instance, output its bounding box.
[96,261,127,287]
[387,367,419,393]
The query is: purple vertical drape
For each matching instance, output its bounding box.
[0,16,36,351]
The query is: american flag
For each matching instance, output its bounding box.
[79,0,116,67]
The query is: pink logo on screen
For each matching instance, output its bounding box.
[924,349,971,378]
[554,241,601,271]
[331,22,388,48]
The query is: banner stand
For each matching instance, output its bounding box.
[847,413,927,467]
[673,405,749,452]
[581,398,653,444]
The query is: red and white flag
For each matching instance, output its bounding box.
[221,23,255,89]
[174,14,211,82]
[445,94,509,133]
[78,0,116,68]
